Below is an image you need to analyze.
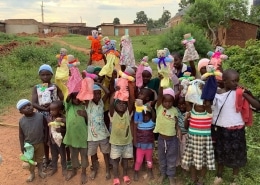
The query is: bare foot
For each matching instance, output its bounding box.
[38,171,47,179]
[26,173,35,182]
[105,170,111,180]
[90,170,97,180]
[81,173,87,184]
[66,170,77,181]
[62,169,67,177]
[48,169,57,176]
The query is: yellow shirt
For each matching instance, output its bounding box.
[154,105,178,136]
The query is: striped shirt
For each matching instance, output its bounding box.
[188,109,212,136]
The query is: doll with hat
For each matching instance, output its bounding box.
[152,48,174,88]
[99,36,120,77]
[182,33,199,63]
[48,120,65,147]
[82,65,98,80]
[119,35,136,70]
[179,71,195,97]
[114,66,135,101]
[86,30,103,62]
[55,48,70,99]
[66,55,83,95]
[136,56,149,88]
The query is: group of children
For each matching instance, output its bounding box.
[17,33,260,185]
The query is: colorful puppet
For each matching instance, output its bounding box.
[119,35,135,67]
[86,30,103,61]
[182,33,199,63]
[207,46,228,70]
[48,120,65,147]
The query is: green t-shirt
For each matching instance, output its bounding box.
[63,102,88,148]
[154,104,178,136]
[109,110,132,145]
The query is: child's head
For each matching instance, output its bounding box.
[142,66,153,85]
[177,96,186,113]
[172,52,183,70]
[162,88,175,109]
[93,84,102,104]
[38,64,53,83]
[50,101,64,117]
[138,88,154,104]
[143,109,152,123]
[16,99,34,116]
[198,58,210,75]
[68,92,81,105]
[222,69,239,91]
[114,99,128,114]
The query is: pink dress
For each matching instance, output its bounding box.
[77,78,94,101]
[67,66,82,94]
[114,78,129,101]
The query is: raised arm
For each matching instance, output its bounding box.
[156,86,163,108]
[109,92,115,117]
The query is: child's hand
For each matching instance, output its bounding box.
[55,117,63,122]
[177,129,182,141]
[77,110,87,118]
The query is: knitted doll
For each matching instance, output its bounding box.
[179,72,195,97]
[185,79,205,106]
[37,83,55,106]
[207,46,228,70]
[114,66,135,101]
[66,55,82,95]
[182,33,199,63]
[136,56,149,88]
[20,143,37,169]
[82,65,98,80]
[48,120,65,147]
[201,65,222,101]
[86,30,103,61]
[152,49,174,88]
[55,48,69,99]
[134,99,147,123]
[119,35,135,67]
[99,36,120,77]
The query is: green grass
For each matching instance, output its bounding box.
[0,32,38,44]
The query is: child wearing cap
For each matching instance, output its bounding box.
[154,86,182,185]
[85,83,111,180]
[17,99,47,182]
[32,64,64,170]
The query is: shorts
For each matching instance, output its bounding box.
[88,138,110,156]
[110,143,133,159]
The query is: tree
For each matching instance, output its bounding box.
[178,0,195,10]
[249,5,260,25]
[159,10,171,26]
[184,0,249,45]
[146,18,155,30]
[113,17,120,25]
[134,11,148,24]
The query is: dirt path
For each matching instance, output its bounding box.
[0,38,184,185]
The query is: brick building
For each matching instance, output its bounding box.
[97,23,147,36]
[218,19,258,47]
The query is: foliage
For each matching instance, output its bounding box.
[133,11,148,24]
[183,0,249,45]
[113,17,120,25]
[249,5,260,25]
[158,10,171,26]
[178,0,195,10]
[159,23,212,57]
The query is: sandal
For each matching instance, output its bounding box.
[123,176,131,185]
[113,178,120,185]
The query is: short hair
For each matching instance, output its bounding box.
[222,69,239,80]
[140,88,154,101]
[51,100,64,111]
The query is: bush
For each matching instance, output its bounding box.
[159,23,213,57]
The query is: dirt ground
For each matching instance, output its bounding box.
[0,37,184,185]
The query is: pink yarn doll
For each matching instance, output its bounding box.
[66,55,82,95]
[114,66,135,101]
[136,56,149,88]
[182,33,199,63]
[119,35,136,68]
[207,46,228,71]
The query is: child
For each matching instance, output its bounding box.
[153,87,181,185]
[32,64,64,170]
[212,69,260,185]
[63,92,89,184]
[176,97,188,169]
[47,100,67,177]
[17,99,47,182]
[109,84,135,185]
[181,98,215,185]
[133,104,156,181]
[85,83,111,180]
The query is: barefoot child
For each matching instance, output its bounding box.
[63,92,89,184]
[85,83,111,180]
[32,64,64,170]
[47,100,67,177]
[109,85,135,185]
[154,87,181,185]
[17,99,47,182]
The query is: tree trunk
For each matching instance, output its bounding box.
[206,19,217,46]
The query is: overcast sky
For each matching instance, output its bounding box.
[0,0,254,27]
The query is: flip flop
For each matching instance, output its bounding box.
[123,176,131,185]
[113,178,120,185]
